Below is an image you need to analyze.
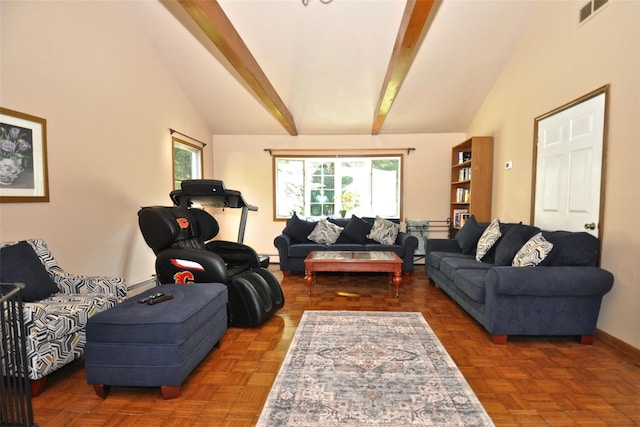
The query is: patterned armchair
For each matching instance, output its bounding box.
[0,239,127,396]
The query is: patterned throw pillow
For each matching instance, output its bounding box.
[475,218,502,261]
[512,232,554,267]
[307,218,344,245]
[366,216,400,245]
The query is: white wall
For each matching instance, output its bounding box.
[466,1,640,348]
[210,134,461,258]
[0,1,213,284]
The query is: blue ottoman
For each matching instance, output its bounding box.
[85,283,227,399]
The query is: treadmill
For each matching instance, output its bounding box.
[170,179,269,267]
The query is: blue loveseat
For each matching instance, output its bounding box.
[274,214,419,275]
[425,216,614,344]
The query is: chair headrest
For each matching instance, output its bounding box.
[137,206,219,253]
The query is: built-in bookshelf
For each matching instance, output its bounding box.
[450,136,493,236]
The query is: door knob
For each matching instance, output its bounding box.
[584,222,596,230]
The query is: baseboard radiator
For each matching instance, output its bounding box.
[127,276,159,297]
[406,219,450,263]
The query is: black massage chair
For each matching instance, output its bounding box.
[137,206,284,327]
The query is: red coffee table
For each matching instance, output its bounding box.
[304,251,403,297]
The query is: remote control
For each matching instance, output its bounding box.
[147,294,173,305]
[138,292,164,304]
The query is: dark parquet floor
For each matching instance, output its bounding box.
[30,267,640,426]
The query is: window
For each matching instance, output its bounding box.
[172,137,203,190]
[274,155,403,220]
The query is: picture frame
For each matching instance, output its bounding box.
[0,107,49,202]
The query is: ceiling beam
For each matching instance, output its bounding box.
[178,0,298,136]
[372,0,437,135]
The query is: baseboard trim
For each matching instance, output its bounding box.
[596,328,640,366]
[127,276,158,297]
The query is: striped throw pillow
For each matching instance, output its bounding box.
[475,218,501,261]
[512,232,554,267]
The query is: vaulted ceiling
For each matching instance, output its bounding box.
[127,0,542,136]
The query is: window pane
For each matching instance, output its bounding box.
[275,158,304,217]
[173,138,202,190]
[273,155,402,220]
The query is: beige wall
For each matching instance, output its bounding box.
[467,1,640,348]
[2,0,637,350]
[210,134,461,257]
[0,1,213,284]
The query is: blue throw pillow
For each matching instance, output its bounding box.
[540,231,599,266]
[0,241,59,302]
[282,213,316,243]
[455,215,486,254]
[493,223,541,266]
[340,215,373,244]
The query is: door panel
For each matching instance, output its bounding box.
[533,88,607,237]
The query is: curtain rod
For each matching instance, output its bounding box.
[264,147,416,156]
[169,128,207,147]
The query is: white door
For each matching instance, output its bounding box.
[533,89,606,237]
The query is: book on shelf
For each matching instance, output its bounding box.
[460,212,470,227]
[456,188,470,202]
[457,151,472,164]
[453,209,468,228]
[458,167,471,181]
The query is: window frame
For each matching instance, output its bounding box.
[272,154,404,221]
[172,137,203,190]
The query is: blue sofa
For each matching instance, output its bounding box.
[274,214,419,275]
[425,217,614,344]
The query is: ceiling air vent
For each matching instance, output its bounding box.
[580,0,609,24]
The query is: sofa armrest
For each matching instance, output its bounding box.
[396,232,418,252]
[273,234,293,266]
[486,266,614,297]
[395,232,418,272]
[274,233,293,249]
[50,268,127,301]
[425,238,462,255]
[155,247,229,284]
[21,302,48,327]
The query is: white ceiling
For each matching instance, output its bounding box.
[127,0,542,136]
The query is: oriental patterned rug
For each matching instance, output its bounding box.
[257,311,494,426]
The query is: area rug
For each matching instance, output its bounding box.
[257,311,494,426]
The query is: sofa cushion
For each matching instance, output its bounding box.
[453,269,489,303]
[427,251,472,270]
[282,213,316,243]
[308,218,344,244]
[475,218,502,262]
[364,244,403,258]
[440,256,493,281]
[455,215,486,254]
[0,241,60,302]
[493,223,541,266]
[367,216,400,245]
[288,243,325,258]
[340,215,373,244]
[540,231,599,266]
[512,232,554,267]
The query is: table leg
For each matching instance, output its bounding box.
[392,271,402,298]
[305,270,313,296]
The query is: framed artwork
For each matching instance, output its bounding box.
[0,107,49,202]
[172,137,203,190]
